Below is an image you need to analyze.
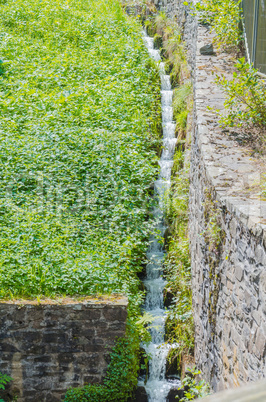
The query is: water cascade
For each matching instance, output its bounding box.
[139,31,181,402]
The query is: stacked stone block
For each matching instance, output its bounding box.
[0,298,127,401]
[189,25,266,390]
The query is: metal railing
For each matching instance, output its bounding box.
[242,0,266,76]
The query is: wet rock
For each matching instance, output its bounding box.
[163,287,174,308]
[167,387,184,402]
[166,373,181,381]
[129,386,148,402]
[165,347,182,380]
[164,227,172,248]
[200,43,215,55]
[165,353,181,379]
[154,34,163,49]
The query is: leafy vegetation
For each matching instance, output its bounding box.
[0,0,161,301]
[195,1,266,151]
[173,83,192,138]
[262,175,266,199]
[164,150,194,362]
[195,0,242,51]
[0,1,163,399]
[216,58,266,131]
[180,368,210,401]
[149,12,194,364]
[65,320,140,402]
[0,372,12,402]
[154,13,190,88]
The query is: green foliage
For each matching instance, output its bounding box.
[173,82,192,137]
[0,60,4,76]
[216,58,266,130]
[164,150,194,360]
[180,368,210,401]
[154,13,189,87]
[64,320,140,402]
[0,372,12,391]
[135,311,153,343]
[0,0,161,299]
[0,371,12,402]
[144,10,194,364]
[195,0,242,51]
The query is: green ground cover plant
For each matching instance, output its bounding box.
[0,1,163,399]
[0,0,161,303]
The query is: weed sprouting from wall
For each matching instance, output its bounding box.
[202,190,225,337]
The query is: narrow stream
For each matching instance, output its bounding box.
[138,31,181,402]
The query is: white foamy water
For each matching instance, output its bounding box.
[141,31,181,402]
[159,160,174,181]
[146,251,165,280]
[162,107,173,123]
[163,122,176,139]
[161,75,172,90]
[161,138,177,160]
[144,278,166,310]
[148,48,162,62]
[161,90,173,107]
[159,62,166,74]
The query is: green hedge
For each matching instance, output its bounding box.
[0,0,161,299]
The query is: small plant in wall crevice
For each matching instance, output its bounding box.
[0,372,12,402]
[180,367,211,401]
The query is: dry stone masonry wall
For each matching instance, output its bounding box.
[190,25,266,391]
[0,298,127,402]
[152,0,266,392]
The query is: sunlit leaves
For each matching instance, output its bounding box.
[217,58,266,129]
[0,0,161,299]
[195,0,242,51]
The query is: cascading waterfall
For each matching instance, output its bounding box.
[138,31,181,402]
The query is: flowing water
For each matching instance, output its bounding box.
[138,32,181,402]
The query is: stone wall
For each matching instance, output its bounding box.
[0,297,127,402]
[189,24,266,391]
[152,0,266,392]
[153,0,186,26]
